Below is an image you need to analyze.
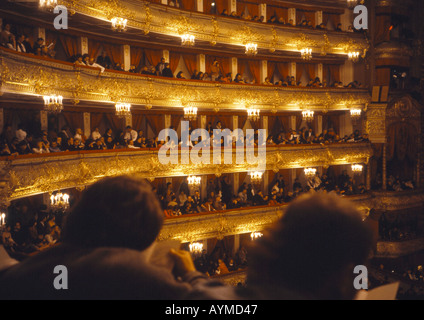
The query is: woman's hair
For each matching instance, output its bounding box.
[62,175,164,251]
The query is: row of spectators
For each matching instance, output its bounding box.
[0,119,370,157]
[156,168,367,217]
[164,0,361,33]
[1,22,364,88]
[0,203,62,259]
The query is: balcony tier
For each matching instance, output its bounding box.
[0,48,371,112]
[0,143,372,204]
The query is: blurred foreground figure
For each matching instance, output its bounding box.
[189,192,374,300]
[0,175,205,300]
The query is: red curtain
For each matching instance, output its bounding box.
[267,62,276,81]
[88,39,102,60]
[132,113,144,132]
[90,113,105,131]
[130,46,144,70]
[267,6,288,21]
[62,111,83,132]
[204,0,227,14]
[169,52,181,76]
[276,62,289,80]
[323,12,341,29]
[247,60,260,84]
[306,63,315,81]
[145,114,164,136]
[59,34,79,60]
[144,48,163,68]
[328,65,341,83]
[104,113,125,133]
[102,42,123,65]
[296,64,304,84]
[182,53,197,78]
[180,0,196,11]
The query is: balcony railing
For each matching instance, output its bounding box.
[0,48,371,112]
[58,0,368,58]
[0,143,373,203]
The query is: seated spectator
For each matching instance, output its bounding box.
[113,62,124,71]
[86,58,105,73]
[161,63,174,78]
[0,175,210,299]
[96,52,112,69]
[176,71,186,79]
[234,73,245,83]
[74,54,85,66]
[32,140,49,154]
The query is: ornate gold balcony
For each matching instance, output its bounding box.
[0,143,372,204]
[58,0,369,58]
[0,48,371,112]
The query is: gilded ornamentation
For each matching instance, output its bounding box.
[0,144,373,203]
[0,49,371,113]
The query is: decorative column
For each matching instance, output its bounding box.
[259,3,266,22]
[229,57,238,80]
[228,0,236,14]
[40,111,48,131]
[83,112,91,138]
[164,114,171,129]
[161,0,167,4]
[316,114,323,135]
[233,173,239,197]
[365,103,387,190]
[289,62,296,78]
[36,27,45,41]
[316,63,323,82]
[196,0,203,12]
[260,60,267,84]
[162,50,169,63]
[290,115,296,131]
[122,45,131,71]
[197,54,206,73]
[315,11,323,27]
[80,37,88,55]
[288,8,296,25]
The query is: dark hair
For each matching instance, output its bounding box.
[247,191,374,299]
[62,175,164,251]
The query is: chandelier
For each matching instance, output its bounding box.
[302,110,314,122]
[348,51,360,63]
[189,242,204,255]
[245,43,258,56]
[43,95,63,114]
[250,232,263,241]
[1,212,5,226]
[351,164,363,174]
[115,103,131,118]
[111,17,128,32]
[50,192,70,210]
[347,0,358,9]
[304,168,317,177]
[184,106,198,121]
[247,109,260,122]
[181,34,195,46]
[301,48,313,60]
[249,171,263,185]
[350,108,362,123]
[39,0,57,10]
[187,175,201,187]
